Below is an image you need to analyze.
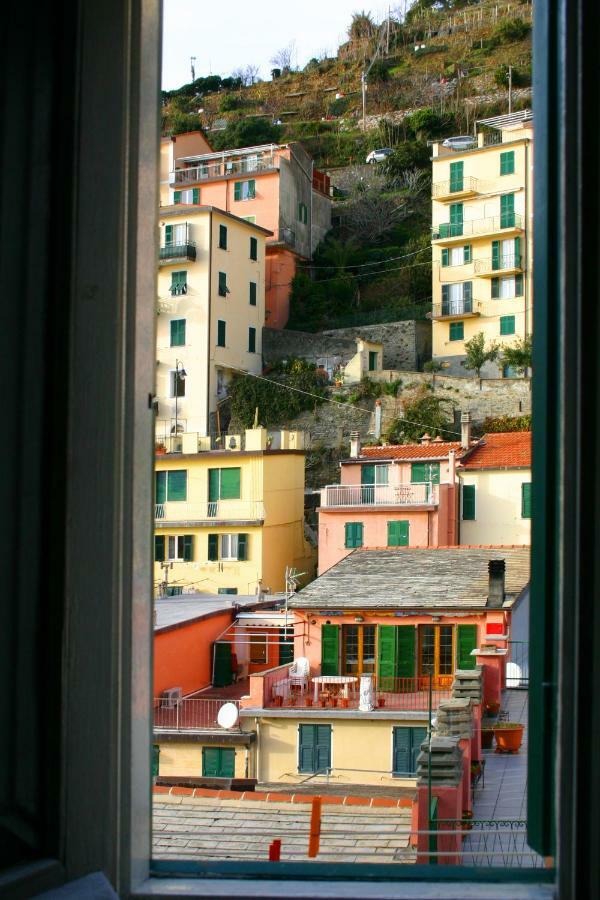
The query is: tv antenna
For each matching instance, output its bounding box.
[190,56,196,82]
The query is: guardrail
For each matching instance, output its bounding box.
[155,500,265,522]
[153,697,241,731]
[321,483,437,508]
[170,156,277,185]
[474,255,524,275]
[432,176,482,198]
[432,213,523,240]
[159,242,196,263]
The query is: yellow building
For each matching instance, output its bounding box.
[156,205,271,438]
[431,110,533,376]
[154,427,316,596]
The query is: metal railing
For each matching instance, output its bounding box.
[474,254,524,275]
[153,697,241,731]
[482,130,503,146]
[159,242,196,263]
[265,674,452,711]
[155,500,265,522]
[432,176,482,198]
[432,213,523,240]
[170,155,277,185]
[432,299,475,318]
[438,820,544,868]
[506,641,529,688]
[321,483,438,508]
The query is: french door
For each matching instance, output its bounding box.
[418,625,455,688]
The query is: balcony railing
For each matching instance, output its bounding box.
[321,483,438,508]
[432,299,478,319]
[159,242,196,264]
[432,213,523,240]
[155,500,265,522]
[153,697,241,731]
[474,254,524,275]
[170,155,277,186]
[432,176,482,199]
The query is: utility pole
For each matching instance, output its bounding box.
[160,560,173,597]
[508,65,513,113]
[190,56,196,82]
[386,6,390,54]
[361,72,367,132]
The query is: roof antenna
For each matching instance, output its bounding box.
[190,56,196,82]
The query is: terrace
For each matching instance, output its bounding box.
[320,483,438,509]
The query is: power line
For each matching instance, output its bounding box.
[270,258,433,290]
[298,245,431,270]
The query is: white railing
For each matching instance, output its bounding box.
[155,500,265,522]
[320,483,438,508]
[474,254,524,274]
[170,156,277,186]
[432,176,482,198]
[153,697,241,731]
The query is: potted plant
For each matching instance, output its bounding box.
[155,442,167,455]
[329,696,338,708]
[493,722,524,753]
[272,694,283,707]
[484,700,500,716]
[339,697,349,709]
[305,697,313,707]
[481,726,494,750]
[377,697,386,708]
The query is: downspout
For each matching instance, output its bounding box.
[255,717,260,783]
[206,211,213,437]
[523,140,529,344]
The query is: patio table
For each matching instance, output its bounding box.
[312,675,357,702]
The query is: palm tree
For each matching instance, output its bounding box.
[348,11,376,41]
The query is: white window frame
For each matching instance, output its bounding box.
[167,535,187,560]
[220,533,239,560]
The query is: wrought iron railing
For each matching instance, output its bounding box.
[432,213,523,240]
[159,242,196,263]
[432,298,475,318]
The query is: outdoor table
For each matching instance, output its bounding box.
[312,675,357,702]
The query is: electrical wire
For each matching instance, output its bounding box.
[297,245,431,270]
[270,258,433,289]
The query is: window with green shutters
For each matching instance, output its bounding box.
[449,202,463,237]
[500,150,515,175]
[249,281,257,306]
[169,318,186,347]
[377,625,398,689]
[162,534,195,562]
[218,271,228,296]
[152,745,160,778]
[208,467,241,502]
[321,624,339,675]
[279,628,294,666]
[368,351,378,371]
[500,315,516,335]
[387,520,409,547]
[396,625,416,678]
[392,726,427,775]
[208,534,218,561]
[154,535,165,561]
[463,244,472,263]
[249,236,258,260]
[411,463,440,484]
[217,320,226,347]
[202,747,235,778]
[218,224,227,250]
[344,522,363,548]
[155,470,187,502]
[462,483,476,520]
[457,624,477,670]
[522,482,532,518]
[298,724,331,774]
[234,179,255,201]
[248,327,256,353]
[449,160,463,192]
[449,321,464,341]
[491,240,500,271]
[500,193,515,228]
[441,247,449,267]
[515,273,524,295]
[170,270,187,296]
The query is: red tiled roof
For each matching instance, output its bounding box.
[461,431,531,469]
[356,441,467,461]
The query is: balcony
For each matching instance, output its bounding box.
[154,499,265,524]
[432,299,480,320]
[432,176,482,201]
[320,483,438,508]
[153,697,241,732]
[170,155,277,186]
[432,214,524,244]
[474,254,524,277]
[159,242,196,265]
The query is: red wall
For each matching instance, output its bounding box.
[154,610,233,698]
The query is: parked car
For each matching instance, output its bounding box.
[442,135,477,150]
[366,147,394,164]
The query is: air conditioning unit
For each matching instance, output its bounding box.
[161,687,182,709]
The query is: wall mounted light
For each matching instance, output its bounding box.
[354,615,364,623]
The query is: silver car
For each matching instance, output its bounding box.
[366,147,394,163]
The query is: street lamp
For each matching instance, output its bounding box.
[173,358,187,445]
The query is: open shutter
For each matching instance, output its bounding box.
[441,284,449,314]
[248,179,256,199]
[441,247,449,267]
[213,642,233,687]
[237,533,248,561]
[463,244,472,263]
[218,271,227,295]
[182,535,194,561]
[522,482,532,518]
[396,625,416,678]
[492,240,500,270]
[457,624,478,670]
[165,224,173,245]
[462,483,476,520]
[514,235,521,268]
[463,281,472,310]
[155,471,166,504]
[491,277,500,299]
[449,202,463,236]
[208,468,220,502]
[202,747,222,777]
[429,463,441,484]
[392,727,411,775]
[249,282,257,306]
[154,535,165,562]
[192,187,199,204]
[167,470,187,501]
[234,182,242,201]
[173,191,181,204]
[208,534,218,561]
[501,193,515,228]
[299,725,316,773]
[515,273,524,296]
[279,628,294,665]
[321,624,339,675]
[220,467,241,499]
[410,727,428,774]
[377,625,398,690]
[315,725,331,773]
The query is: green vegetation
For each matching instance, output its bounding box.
[501,335,533,374]
[482,414,532,433]
[227,359,327,427]
[461,332,500,378]
[384,385,457,443]
[210,118,282,150]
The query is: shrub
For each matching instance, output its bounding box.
[384,385,457,443]
[382,379,402,396]
[482,414,532,433]
[492,17,531,44]
[219,94,241,112]
[227,359,327,427]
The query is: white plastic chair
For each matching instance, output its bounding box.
[288,656,310,695]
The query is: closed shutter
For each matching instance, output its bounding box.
[219,224,227,249]
[441,283,449,313]
[249,282,257,306]
[441,248,449,267]
[154,535,165,562]
[457,624,477,670]
[298,724,316,773]
[492,240,500,271]
[463,244,472,263]
[170,319,185,346]
[500,150,515,175]
[248,327,256,353]
[344,522,363,548]
[279,628,294,665]
[449,321,464,341]
[155,471,166,504]
[220,748,235,778]
[515,273,524,295]
[250,237,258,260]
[248,179,256,199]
[387,520,409,547]
[377,625,398,690]
[208,469,220,502]
[449,202,463,236]
[396,625,416,678]
[192,188,199,204]
[321,624,339,675]
[237,533,248,561]
[217,320,226,346]
[315,725,331,773]
[234,182,242,201]
[361,464,375,485]
[165,224,173,244]
[411,463,426,483]
[368,351,378,371]
[410,727,428,774]
[500,315,515,335]
[501,193,515,228]
[182,535,194,561]
[203,747,233,777]
[152,744,160,778]
[208,533,218,561]
[522,482,532,518]
[462,484,476,520]
[411,463,439,484]
[491,277,500,299]
[463,281,472,310]
[213,642,233,687]
[167,470,187,501]
[220,467,241,499]
[449,160,463,192]
[514,236,521,267]
[392,727,411,775]
[173,191,181,204]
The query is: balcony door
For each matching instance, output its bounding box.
[418,624,454,687]
[342,624,376,676]
[361,463,389,504]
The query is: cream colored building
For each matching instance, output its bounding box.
[431,110,533,376]
[156,205,270,438]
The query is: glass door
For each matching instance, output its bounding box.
[342,625,376,675]
[418,625,455,688]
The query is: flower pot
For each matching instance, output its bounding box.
[155,447,167,455]
[493,723,524,753]
[273,695,283,707]
[318,699,327,708]
[481,728,494,750]
[329,697,338,708]
[305,697,313,707]
[377,697,386,708]
[339,697,349,709]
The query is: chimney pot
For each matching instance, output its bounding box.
[487,559,506,608]
[421,432,432,445]
[350,431,361,458]
[461,411,472,450]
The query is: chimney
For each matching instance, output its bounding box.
[448,449,456,482]
[432,435,443,443]
[374,400,382,440]
[461,411,472,450]
[350,431,361,458]
[420,432,432,445]
[487,560,506,608]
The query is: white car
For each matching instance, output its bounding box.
[442,135,477,150]
[366,147,394,164]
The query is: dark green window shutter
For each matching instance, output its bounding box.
[411,463,426,483]
[501,193,515,228]
[279,628,294,665]
[514,236,521,267]
[491,277,500,299]
[441,247,449,267]
[449,160,463,192]
[170,319,186,347]
[212,643,233,687]
[500,150,515,175]
[250,236,258,260]
[321,624,339,675]
[441,284,449,312]
[165,224,173,244]
[234,182,242,201]
[449,321,464,341]
[392,727,411,775]
[492,240,500,270]
[218,271,227,296]
[202,747,220,777]
[219,224,227,249]
[396,625,416,678]
[457,624,477,670]
[248,327,256,353]
[361,464,375,485]
[410,727,428,774]
[155,471,167,504]
[220,748,235,778]
[208,534,218,561]
[515,273,524,295]
[388,520,409,547]
[463,281,472,308]
[220,467,241,499]
[344,522,363,548]
[154,535,165,562]
[315,725,331,773]
[500,315,515,335]
[217,320,226,347]
[152,744,160,778]
[192,187,199,204]
[249,282,257,306]
[449,202,463,236]
[368,351,378,371]
[248,179,256,199]
[463,244,472,263]
[298,724,316,773]
[237,533,248,561]
[522,482,532,518]
[377,625,398,689]
[462,484,476,520]
[208,469,220,502]
[173,191,181,204]
[167,470,187,501]
[182,535,194,561]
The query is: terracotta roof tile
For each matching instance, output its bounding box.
[461,432,531,470]
[353,441,467,461]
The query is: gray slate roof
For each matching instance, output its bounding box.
[154,594,284,632]
[289,547,530,610]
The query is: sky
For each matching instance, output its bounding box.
[162,0,393,90]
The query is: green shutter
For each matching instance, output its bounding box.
[315,724,331,772]
[249,282,257,306]
[387,520,409,547]
[463,281,472,308]
[152,744,160,778]
[500,315,515,335]
[500,150,515,175]
[248,179,256,199]
[514,236,521,268]
[411,463,426,483]
[410,727,428,774]
[221,748,235,778]
[182,535,194,561]
[173,192,181,204]
[449,160,463,192]
[457,624,478,670]
[155,471,167,504]
[449,202,463,236]
[250,237,258,260]
[220,467,241,499]
[279,628,294,665]
[522,482,532,518]
[463,244,471,263]
[368,351,378,371]
[298,724,316,773]
[515,273,524,295]
[202,747,221,777]
[165,224,173,244]
[361,464,375,485]
[392,727,411,775]
[218,271,227,295]
[192,187,199,204]
[237,533,248,561]
[167,470,187,501]
[213,643,233,687]
[219,224,227,249]
[501,193,515,228]
[234,182,242,201]
[248,327,256,353]
[344,522,363,548]
[396,626,416,678]
[491,277,500,299]
[441,247,449,267]
[208,533,218,561]
[449,321,464,341]
[441,284,449,310]
[321,624,339,675]
[377,625,398,689]
[217,320,226,346]
[154,535,165,562]
[170,319,185,347]
[208,469,220,503]
[492,240,500,271]
[462,483,476,520]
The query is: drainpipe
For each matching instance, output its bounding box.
[206,211,213,437]
[374,400,382,440]
[255,717,261,783]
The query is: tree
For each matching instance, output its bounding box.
[500,335,532,375]
[210,117,282,151]
[232,64,260,87]
[348,10,376,41]
[461,332,500,378]
[384,385,457,443]
[270,42,295,72]
[340,165,426,242]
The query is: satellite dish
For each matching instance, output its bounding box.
[217,702,239,729]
